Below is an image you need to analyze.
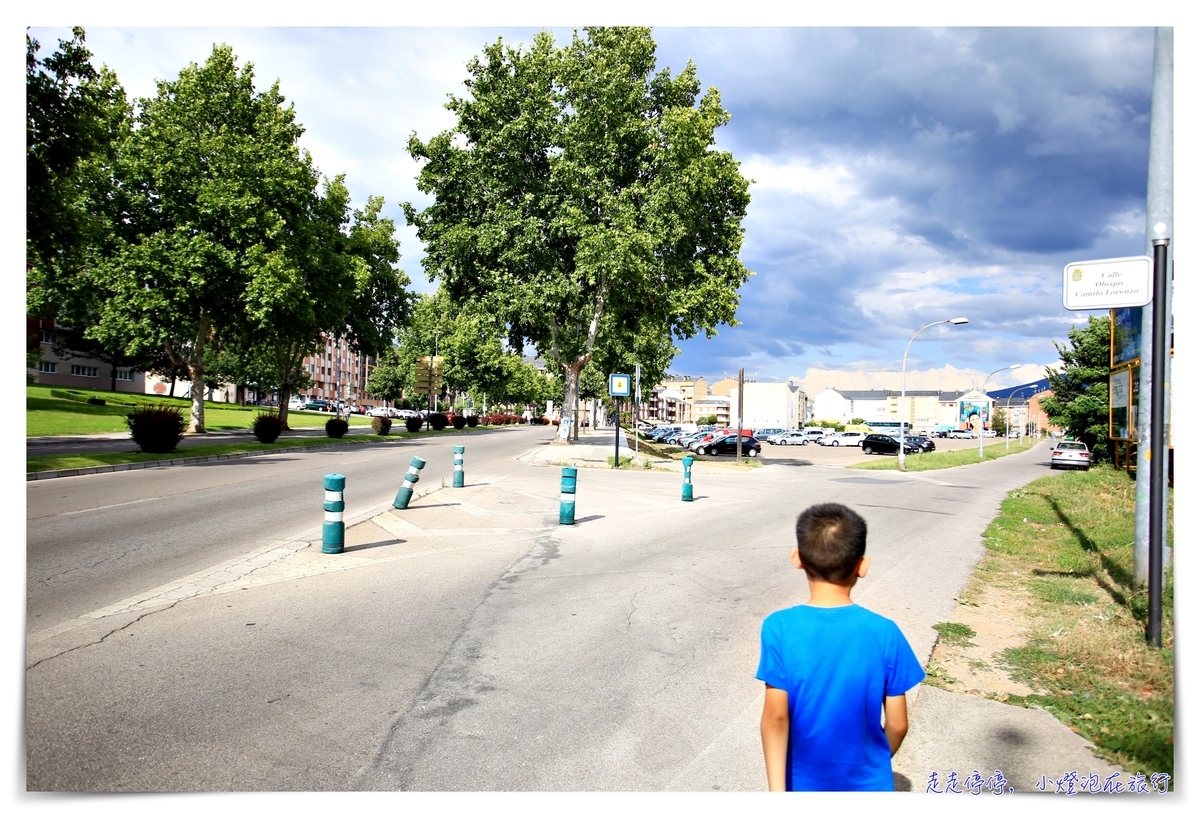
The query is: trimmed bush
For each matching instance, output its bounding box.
[87,397,106,406]
[429,413,448,431]
[371,416,392,435]
[325,417,349,438]
[452,415,467,430]
[466,415,478,428]
[125,404,186,454]
[252,412,284,444]
[405,416,423,433]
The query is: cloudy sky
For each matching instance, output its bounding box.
[26,12,1161,394]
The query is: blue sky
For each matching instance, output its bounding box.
[25,13,1163,394]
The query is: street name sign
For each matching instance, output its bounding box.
[609,373,631,397]
[1062,255,1153,310]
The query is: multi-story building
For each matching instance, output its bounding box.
[300,336,376,408]
[693,396,731,427]
[815,387,991,433]
[729,379,807,430]
[28,318,147,393]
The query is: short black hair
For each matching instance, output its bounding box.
[794,503,867,582]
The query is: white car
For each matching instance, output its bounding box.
[820,431,866,447]
[1050,440,1091,470]
[981,429,997,437]
[768,431,809,446]
[946,429,975,439]
[368,406,391,418]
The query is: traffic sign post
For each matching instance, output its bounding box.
[609,374,630,469]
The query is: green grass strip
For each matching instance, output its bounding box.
[26,425,492,473]
[848,437,1039,471]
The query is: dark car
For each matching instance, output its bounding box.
[304,398,330,412]
[699,434,761,458]
[860,433,922,456]
[894,434,935,453]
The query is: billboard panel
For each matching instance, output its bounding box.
[959,400,990,425]
[1110,367,1132,440]
[1111,307,1142,368]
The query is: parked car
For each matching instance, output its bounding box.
[768,430,809,446]
[981,429,997,437]
[304,398,330,412]
[820,431,866,447]
[1050,440,1091,470]
[894,434,935,453]
[698,434,761,458]
[800,428,832,442]
[287,396,306,411]
[860,433,922,456]
[946,429,975,439]
[368,406,391,418]
[753,428,785,442]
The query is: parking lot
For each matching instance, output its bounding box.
[690,433,1011,466]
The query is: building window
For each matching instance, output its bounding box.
[116,369,133,381]
[70,365,98,377]
[41,331,57,344]
[38,362,57,373]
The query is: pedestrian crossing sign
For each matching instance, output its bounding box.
[609,374,631,397]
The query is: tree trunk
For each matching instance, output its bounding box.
[169,372,176,397]
[278,383,293,430]
[110,365,117,392]
[553,359,585,445]
[187,315,210,433]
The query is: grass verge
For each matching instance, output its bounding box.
[948,467,1174,779]
[849,437,1038,471]
[27,384,371,436]
[26,425,492,473]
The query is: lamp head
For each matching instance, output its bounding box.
[948,317,969,325]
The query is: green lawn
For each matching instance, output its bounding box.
[963,469,1173,779]
[26,384,372,437]
[849,437,1039,471]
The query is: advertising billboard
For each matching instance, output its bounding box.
[1111,307,1142,368]
[959,400,990,425]
[1110,367,1132,440]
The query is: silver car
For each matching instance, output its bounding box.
[820,431,865,447]
[1050,440,1091,470]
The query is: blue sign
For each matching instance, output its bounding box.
[609,373,631,397]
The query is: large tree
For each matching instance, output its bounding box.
[405,27,752,444]
[1041,314,1112,459]
[83,45,321,432]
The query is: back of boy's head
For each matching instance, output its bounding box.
[794,503,867,582]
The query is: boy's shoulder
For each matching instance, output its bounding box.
[762,603,900,635]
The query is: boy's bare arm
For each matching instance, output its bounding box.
[883,694,908,756]
[760,685,789,791]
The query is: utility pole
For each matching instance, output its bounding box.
[634,364,641,456]
[1135,27,1173,589]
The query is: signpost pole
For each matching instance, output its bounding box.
[1148,237,1169,647]
[614,398,620,468]
[736,368,744,463]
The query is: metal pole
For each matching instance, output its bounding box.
[614,398,620,468]
[736,368,744,462]
[1148,238,1169,646]
[634,364,640,456]
[1135,27,1173,586]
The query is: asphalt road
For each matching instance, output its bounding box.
[26,425,554,630]
[26,435,1061,791]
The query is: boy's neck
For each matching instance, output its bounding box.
[805,578,856,607]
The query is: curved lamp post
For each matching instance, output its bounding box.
[899,317,969,470]
[1005,386,1035,451]
[979,364,1021,458]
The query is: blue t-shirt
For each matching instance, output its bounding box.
[756,603,925,791]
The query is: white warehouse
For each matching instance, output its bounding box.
[728,379,807,430]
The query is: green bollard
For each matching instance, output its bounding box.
[559,467,577,525]
[452,445,465,488]
[682,456,694,502]
[393,456,427,509]
[322,473,346,554]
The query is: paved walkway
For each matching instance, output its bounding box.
[27,439,1123,791]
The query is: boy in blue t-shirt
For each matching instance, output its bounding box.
[757,502,925,791]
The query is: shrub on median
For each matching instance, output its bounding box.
[466,415,478,427]
[371,416,393,435]
[452,415,467,430]
[429,413,448,431]
[125,404,186,454]
[252,412,284,443]
[405,416,424,433]
[325,417,349,438]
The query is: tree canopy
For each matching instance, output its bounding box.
[1041,315,1111,458]
[405,27,752,443]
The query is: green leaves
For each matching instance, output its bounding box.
[1042,315,1112,457]
[406,27,752,372]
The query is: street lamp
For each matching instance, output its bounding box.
[979,364,1021,459]
[899,317,969,469]
[1005,386,1035,451]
